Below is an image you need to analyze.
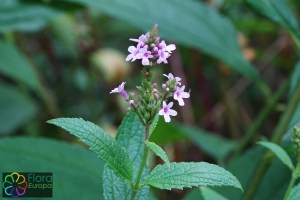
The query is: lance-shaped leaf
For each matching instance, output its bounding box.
[288,184,300,200]
[103,112,149,200]
[247,0,300,38]
[0,41,41,92]
[47,118,133,182]
[258,141,294,171]
[143,162,242,191]
[146,141,169,164]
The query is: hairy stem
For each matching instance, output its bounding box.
[243,78,300,200]
[130,125,150,200]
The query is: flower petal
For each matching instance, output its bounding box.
[168,109,177,116]
[164,114,171,123]
[110,88,119,94]
[167,101,174,108]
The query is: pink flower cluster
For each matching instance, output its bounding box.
[110,73,190,123]
[159,73,190,122]
[126,33,176,66]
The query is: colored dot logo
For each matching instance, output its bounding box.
[3,172,28,198]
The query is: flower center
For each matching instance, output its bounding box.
[164,107,168,113]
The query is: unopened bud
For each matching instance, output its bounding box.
[166,88,170,92]
[292,126,300,155]
[129,100,134,105]
[152,89,158,93]
[162,84,166,88]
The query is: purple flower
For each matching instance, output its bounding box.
[138,45,153,66]
[110,82,129,100]
[163,73,181,85]
[157,49,170,64]
[158,40,176,53]
[159,101,177,123]
[173,86,190,106]
[129,33,149,46]
[126,44,142,62]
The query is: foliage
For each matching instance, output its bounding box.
[1,0,300,199]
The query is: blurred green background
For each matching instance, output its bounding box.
[1,0,300,199]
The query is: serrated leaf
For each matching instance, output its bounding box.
[144,162,242,191]
[60,0,259,81]
[149,114,160,136]
[0,40,41,92]
[103,112,149,200]
[258,141,294,171]
[0,83,37,134]
[146,141,169,164]
[47,118,133,182]
[247,0,300,38]
[288,184,300,200]
[0,137,104,199]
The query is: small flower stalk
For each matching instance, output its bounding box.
[110,24,190,128]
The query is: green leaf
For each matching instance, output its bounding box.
[288,184,300,200]
[258,141,294,170]
[61,0,259,81]
[47,117,133,182]
[149,114,160,136]
[146,141,169,164]
[181,126,237,161]
[247,0,300,38]
[152,122,236,161]
[184,187,229,200]
[289,61,300,129]
[0,83,37,134]
[217,146,289,199]
[0,40,41,92]
[103,112,149,200]
[200,187,229,200]
[150,120,187,145]
[144,162,243,191]
[0,0,62,32]
[0,137,104,199]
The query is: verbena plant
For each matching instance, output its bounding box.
[48,25,242,199]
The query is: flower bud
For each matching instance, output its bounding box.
[129,100,134,105]
[292,126,300,155]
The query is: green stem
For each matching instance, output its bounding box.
[284,157,300,200]
[130,125,150,200]
[243,78,300,200]
[234,78,290,156]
